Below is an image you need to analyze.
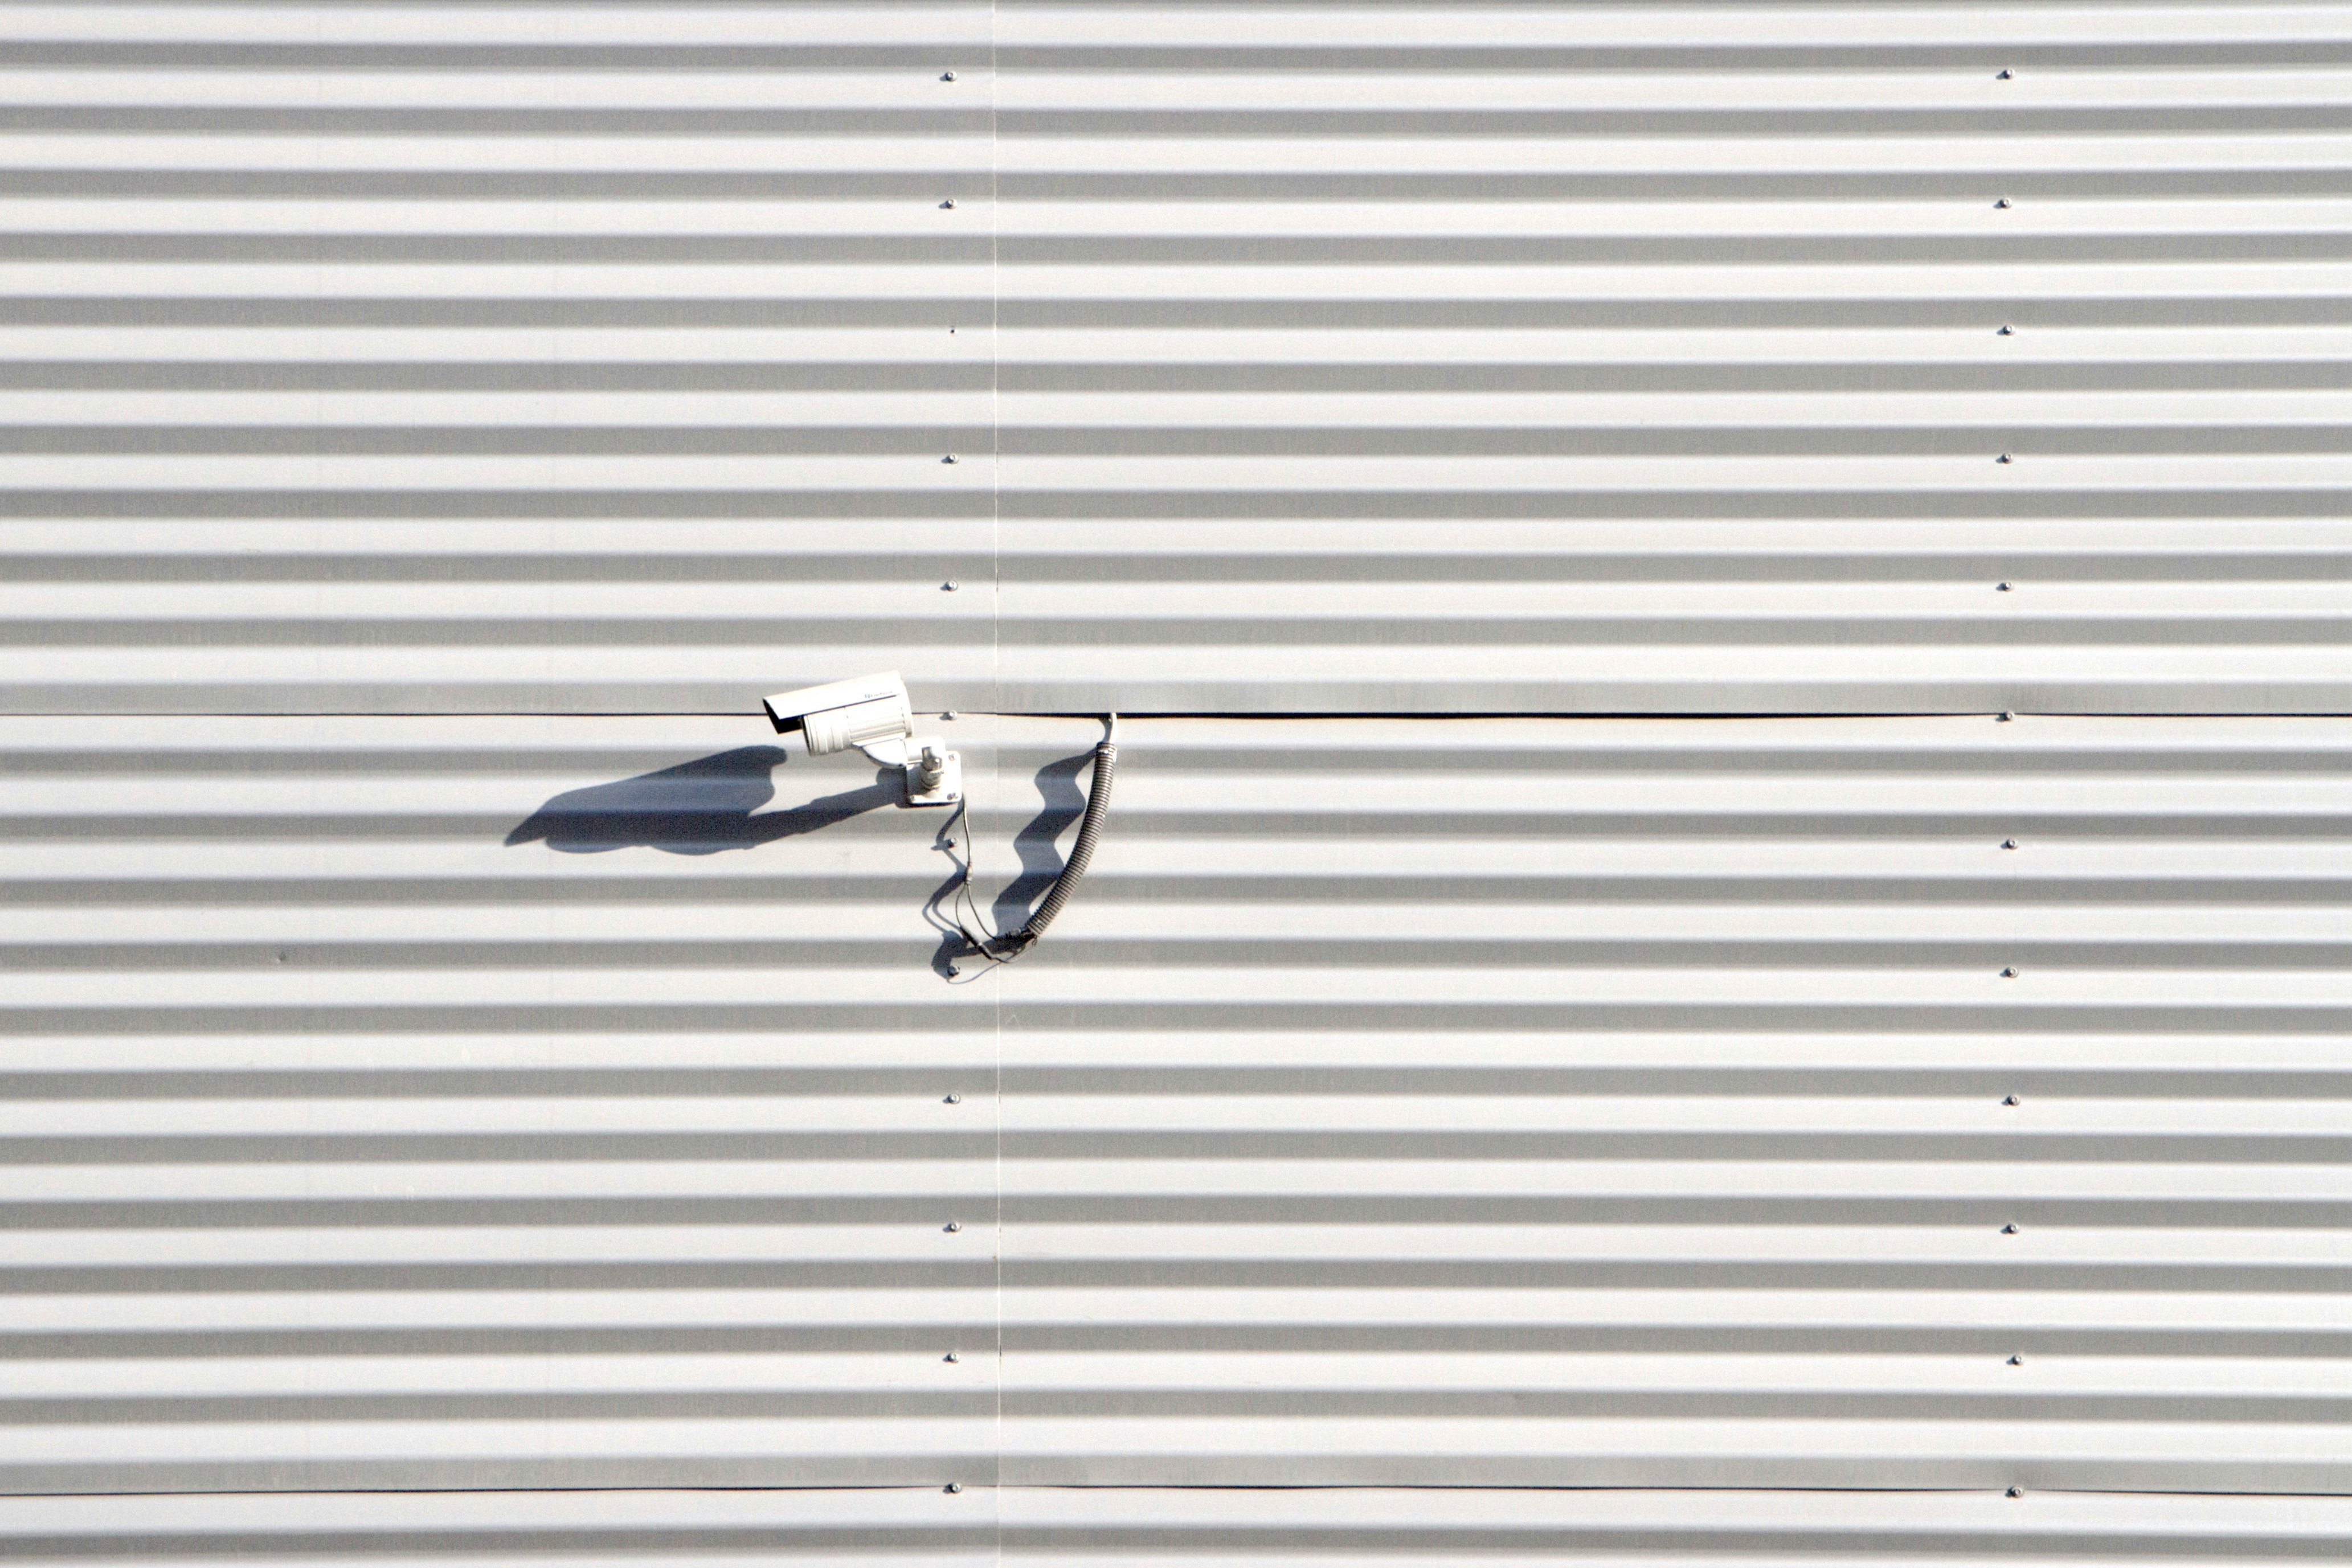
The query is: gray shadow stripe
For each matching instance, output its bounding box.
[10,106,2347,136]
[6,1323,2348,1361]
[10,938,2352,970]
[6,296,2351,329]
[9,364,2351,394]
[6,617,2352,647]
[9,425,2349,458]
[3,1066,2348,1099]
[7,554,2351,586]
[0,1389,2339,1425]
[9,234,2352,266]
[2,1259,2347,1293]
[3,1196,2345,1229]
[0,1131,2342,1164]
[9,42,2347,71]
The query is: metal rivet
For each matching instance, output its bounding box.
[1995,453,2012,464]
[943,1094,961,1104]
[939,199,955,209]
[1994,198,2011,209]
[944,1351,960,1362]
[941,71,956,81]
[2006,1486,2022,1498]
[941,454,956,464]
[1997,69,2013,80]
[942,711,958,720]
[2002,1094,2019,1106]
[942,580,959,591]
[1996,711,2014,722]
[943,1221,960,1233]
[1996,324,2014,335]
[2000,967,2017,978]
[944,1483,962,1494]
[2001,1223,2019,1234]
[2001,838,2017,849]
[2008,1354,2023,1365]
[1995,582,2013,592]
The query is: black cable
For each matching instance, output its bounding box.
[939,714,1117,969]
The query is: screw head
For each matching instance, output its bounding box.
[942,580,959,591]
[939,199,955,209]
[2001,1223,2019,1235]
[2000,967,2018,978]
[944,1351,960,1362]
[1996,582,2013,592]
[2006,1486,2022,1498]
[1994,198,2011,209]
[941,454,956,464]
[1995,453,2012,464]
[942,711,958,720]
[943,1094,961,1104]
[944,1482,962,1494]
[1997,324,2014,335]
[943,1221,960,1233]
[2007,1354,2023,1365]
[2001,1094,2019,1106]
[1997,711,2014,722]
[941,71,956,81]
[1997,69,2013,80]
[2001,838,2017,849]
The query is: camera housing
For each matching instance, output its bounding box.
[761,671,960,806]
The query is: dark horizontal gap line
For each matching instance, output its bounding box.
[6,235,2352,265]
[6,554,2349,587]
[13,171,2352,202]
[6,1001,2351,1036]
[2,1067,2346,1099]
[0,1259,2342,1291]
[9,938,2350,970]
[1,1197,2341,1228]
[3,1324,2343,1359]
[8,748,2352,774]
[0,1389,2334,1424]
[0,1132,2342,1163]
[9,425,2350,457]
[7,43,2342,70]
[0,876,2342,903]
[5,620,2350,648]
[11,813,2352,841]
[9,106,2349,135]
[6,296,2349,328]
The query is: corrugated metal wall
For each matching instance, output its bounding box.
[7,2,2352,714]
[10,0,2349,1549]
[7,713,2351,1495]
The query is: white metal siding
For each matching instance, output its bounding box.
[5,713,2350,1494]
[5,1488,2352,1566]
[6,3,2352,714]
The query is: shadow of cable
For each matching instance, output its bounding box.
[505,745,895,855]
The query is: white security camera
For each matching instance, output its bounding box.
[761,670,960,806]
